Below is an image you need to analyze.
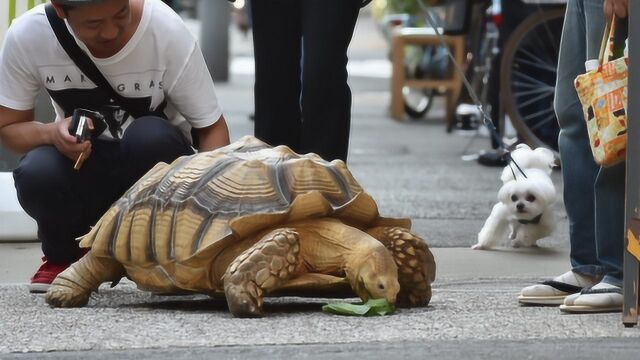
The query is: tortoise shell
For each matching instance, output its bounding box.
[80,136,410,292]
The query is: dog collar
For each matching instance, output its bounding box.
[518,213,543,225]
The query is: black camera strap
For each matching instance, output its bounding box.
[45,4,167,126]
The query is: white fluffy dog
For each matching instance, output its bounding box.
[472,144,557,250]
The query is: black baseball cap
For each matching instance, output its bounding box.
[53,0,107,5]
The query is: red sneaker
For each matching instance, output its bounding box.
[29,256,73,293]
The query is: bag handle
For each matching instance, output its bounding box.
[44,4,166,119]
[598,15,616,65]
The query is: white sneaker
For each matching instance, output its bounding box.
[518,270,600,305]
[559,281,623,313]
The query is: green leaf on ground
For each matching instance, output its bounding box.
[322,299,396,316]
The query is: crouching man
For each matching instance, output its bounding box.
[0,0,230,292]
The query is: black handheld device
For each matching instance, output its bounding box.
[68,109,107,143]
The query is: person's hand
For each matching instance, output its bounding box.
[604,0,628,18]
[51,116,92,162]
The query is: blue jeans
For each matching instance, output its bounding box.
[13,117,194,263]
[554,0,624,287]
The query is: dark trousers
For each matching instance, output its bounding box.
[487,0,534,148]
[250,0,361,162]
[13,117,193,263]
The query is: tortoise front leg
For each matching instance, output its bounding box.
[367,227,436,307]
[223,228,300,318]
[46,251,125,308]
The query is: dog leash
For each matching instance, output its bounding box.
[507,155,528,179]
[417,0,528,178]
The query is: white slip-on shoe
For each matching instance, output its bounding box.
[518,270,600,306]
[561,292,581,307]
[559,282,623,313]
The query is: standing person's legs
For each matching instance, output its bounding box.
[594,165,625,286]
[555,0,604,277]
[491,0,532,145]
[299,0,361,162]
[584,0,623,287]
[518,0,603,305]
[479,0,533,166]
[251,0,303,152]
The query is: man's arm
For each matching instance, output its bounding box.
[0,105,91,160]
[193,115,230,152]
[604,0,628,18]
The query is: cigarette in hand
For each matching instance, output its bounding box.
[74,151,86,170]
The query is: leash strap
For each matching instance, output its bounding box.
[417,0,528,177]
[507,152,528,179]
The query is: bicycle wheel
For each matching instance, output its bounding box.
[500,7,565,152]
[402,45,443,119]
[404,87,436,119]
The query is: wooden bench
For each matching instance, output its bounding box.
[390,27,465,131]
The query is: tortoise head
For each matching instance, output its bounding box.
[349,248,400,305]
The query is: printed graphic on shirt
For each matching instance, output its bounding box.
[41,65,164,127]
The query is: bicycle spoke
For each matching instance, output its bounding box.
[512,71,554,88]
[523,107,555,123]
[513,55,557,73]
[535,6,562,56]
[512,85,554,98]
[515,48,556,72]
[500,7,564,152]
[512,81,549,90]
[528,114,557,132]
[526,25,556,66]
[516,90,553,108]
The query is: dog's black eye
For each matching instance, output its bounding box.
[526,194,536,202]
[378,283,385,290]
[511,195,518,202]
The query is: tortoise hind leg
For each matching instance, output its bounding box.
[46,251,125,308]
[367,227,436,307]
[223,228,300,318]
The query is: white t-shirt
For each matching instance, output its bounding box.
[0,0,222,141]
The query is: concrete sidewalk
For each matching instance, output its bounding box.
[1,12,639,359]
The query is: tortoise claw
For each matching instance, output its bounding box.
[45,252,123,308]
[46,283,91,308]
[46,271,91,308]
[225,284,263,318]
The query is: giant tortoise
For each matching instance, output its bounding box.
[46,136,436,317]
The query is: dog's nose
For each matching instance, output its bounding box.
[516,203,525,211]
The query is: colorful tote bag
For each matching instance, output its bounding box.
[574,16,628,167]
